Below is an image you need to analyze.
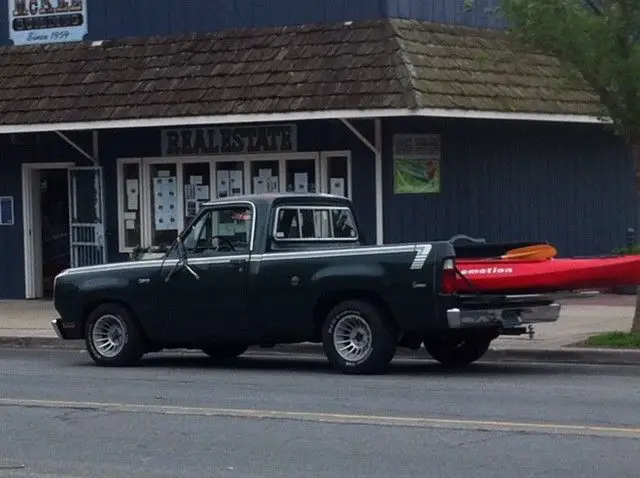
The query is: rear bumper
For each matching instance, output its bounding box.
[446,290,598,330]
[446,304,560,329]
[51,318,82,340]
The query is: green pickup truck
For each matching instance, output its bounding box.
[52,193,564,374]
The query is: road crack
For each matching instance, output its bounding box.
[444,430,515,449]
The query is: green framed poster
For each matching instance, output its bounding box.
[393,134,441,194]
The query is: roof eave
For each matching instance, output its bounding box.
[0,107,609,135]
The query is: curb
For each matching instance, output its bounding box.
[483,347,640,366]
[2,336,640,366]
[0,337,85,349]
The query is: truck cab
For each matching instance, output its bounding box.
[52,193,566,374]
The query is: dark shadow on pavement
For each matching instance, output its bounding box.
[69,351,584,378]
[10,346,638,378]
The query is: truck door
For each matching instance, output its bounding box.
[159,203,254,343]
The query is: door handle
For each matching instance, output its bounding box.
[229,259,247,266]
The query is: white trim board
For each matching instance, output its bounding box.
[22,162,75,299]
[0,108,609,135]
[374,119,383,245]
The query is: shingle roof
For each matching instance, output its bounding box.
[391,19,601,115]
[0,18,602,126]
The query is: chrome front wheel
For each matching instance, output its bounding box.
[91,314,127,358]
[85,303,144,367]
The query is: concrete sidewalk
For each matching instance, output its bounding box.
[0,295,636,349]
[0,299,60,338]
[492,300,635,349]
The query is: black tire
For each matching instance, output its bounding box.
[321,299,397,375]
[201,344,249,361]
[84,303,145,367]
[423,334,492,368]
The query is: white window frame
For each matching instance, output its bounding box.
[320,150,352,199]
[21,161,75,299]
[116,152,328,252]
[272,205,360,242]
[245,152,320,195]
[142,156,213,248]
[116,158,143,253]
[211,155,249,199]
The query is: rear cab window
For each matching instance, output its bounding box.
[273,206,359,242]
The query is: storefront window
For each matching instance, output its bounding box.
[285,158,316,193]
[149,163,179,248]
[325,155,350,198]
[249,159,279,194]
[215,161,244,198]
[117,152,344,252]
[182,162,211,227]
[120,161,141,250]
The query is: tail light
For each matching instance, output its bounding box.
[441,258,458,294]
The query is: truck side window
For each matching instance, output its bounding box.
[182,205,253,256]
[331,209,357,238]
[273,206,358,241]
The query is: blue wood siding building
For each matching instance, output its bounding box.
[0,117,634,299]
[382,118,634,254]
[0,3,635,300]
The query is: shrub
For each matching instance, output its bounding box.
[613,244,640,255]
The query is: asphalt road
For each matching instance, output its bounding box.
[0,348,639,478]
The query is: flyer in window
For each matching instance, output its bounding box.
[195,185,209,201]
[217,170,230,198]
[126,179,138,210]
[266,176,279,193]
[217,223,235,236]
[330,178,345,197]
[294,173,308,193]
[253,177,267,194]
[229,170,243,195]
[154,177,177,230]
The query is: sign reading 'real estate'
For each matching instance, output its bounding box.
[9,0,88,46]
[162,125,298,156]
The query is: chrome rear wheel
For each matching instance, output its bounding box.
[322,299,396,375]
[332,313,373,363]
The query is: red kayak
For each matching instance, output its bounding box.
[455,255,640,294]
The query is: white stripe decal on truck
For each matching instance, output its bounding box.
[410,245,433,270]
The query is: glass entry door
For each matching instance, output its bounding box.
[68,166,107,267]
